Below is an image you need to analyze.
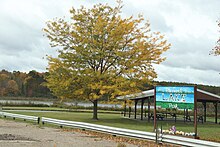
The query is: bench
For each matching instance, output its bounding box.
[149,113,154,120]
[170,113,177,122]
[183,115,191,122]
[197,115,203,123]
[170,113,176,118]
[156,113,165,120]
[148,113,165,120]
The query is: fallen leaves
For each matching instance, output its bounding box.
[61,128,180,147]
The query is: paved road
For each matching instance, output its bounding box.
[0,119,136,147]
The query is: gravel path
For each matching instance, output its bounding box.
[0,119,136,147]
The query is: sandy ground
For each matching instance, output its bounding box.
[0,119,137,147]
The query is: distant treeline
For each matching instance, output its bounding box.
[0,70,53,98]
[0,69,219,98]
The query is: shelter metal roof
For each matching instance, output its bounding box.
[117,88,220,102]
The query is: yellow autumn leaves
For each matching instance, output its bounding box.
[44,1,170,104]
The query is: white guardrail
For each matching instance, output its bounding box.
[0,112,219,147]
[42,117,220,147]
[0,112,40,124]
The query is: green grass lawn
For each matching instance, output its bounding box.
[2,106,68,111]
[3,110,220,142]
[2,106,121,114]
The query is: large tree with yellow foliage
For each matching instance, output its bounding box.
[44,1,170,119]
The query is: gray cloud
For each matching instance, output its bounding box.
[0,0,219,86]
[162,54,220,72]
[154,64,220,86]
[162,36,220,72]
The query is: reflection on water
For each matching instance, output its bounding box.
[0,100,155,109]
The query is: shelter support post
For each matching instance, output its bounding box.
[134,100,138,119]
[145,107,146,117]
[124,100,127,117]
[128,106,131,118]
[154,88,156,130]
[184,109,186,123]
[148,97,151,122]
[202,102,207,122]
[165,109,167,118]
[141,99,144,120]
[214,102,218,124]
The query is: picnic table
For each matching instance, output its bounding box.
[149,113,177,121]
[170,113,177,122]
[156,113,165,120]
[183,115,191,122]
[149,113,165,120]
[197,115,203,123]
[170,113,176,118]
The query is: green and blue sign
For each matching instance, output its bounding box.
[156,86,195,109]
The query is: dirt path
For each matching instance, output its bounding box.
[0,119,136,147]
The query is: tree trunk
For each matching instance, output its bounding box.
[92,99,98,120]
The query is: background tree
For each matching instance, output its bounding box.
[6,80,19,96]
[24,70,52,97]
[0,73,10,96]
[44,1,170,119]
[13,71,26,96]
[0,69,53,98]
[211,19,220,55]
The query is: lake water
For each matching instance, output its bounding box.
[0,100,154,109]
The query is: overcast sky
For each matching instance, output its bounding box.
[0,0,219,86]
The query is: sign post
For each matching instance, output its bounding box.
[154,86,197,138]
[194,86,197,138]
[154,87,156,130]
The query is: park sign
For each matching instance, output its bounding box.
[155,86,195,109]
